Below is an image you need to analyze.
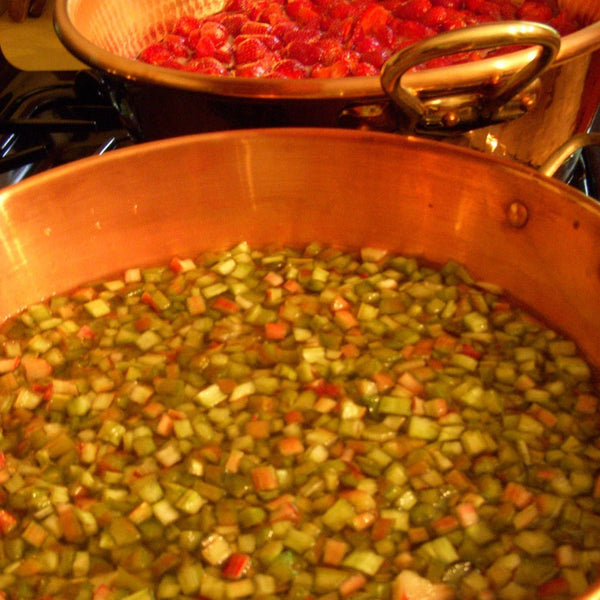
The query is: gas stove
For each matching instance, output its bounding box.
[1,45,599,199]
[0,49,141,187]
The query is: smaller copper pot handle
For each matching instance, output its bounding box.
[539,132,600,178]
[380,21,561,135]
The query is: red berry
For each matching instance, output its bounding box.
[235,57,275,76]
[393,0,432,19]
[194,37,218,58]
[353,35,389,68]
[258,4,289,24]
[310,64,333,77]
[162,34,189,57]
[390,17,436,41]
[286,0,320,25]
[240,20,272,35]
[328,0,354,19]
[423,6,448,27]
[352,33,381,54]
[495,0,518,19]
[236,33,282,51]
[200,21,230,47]
[234,36,269,64]
[314,37,344,65]
[517,1,554,22]
[549,12,579,35]
[138,43,173,65]
[330,58,352,77]
[354,61,379,75]
[269,58,307,77]
[431,0,461,7]
[465,0,502,19]
[224,0,250,10]
[338,49,361,72]
[326,16,355,41]
[217,13,249,35]
[183,56,229,75]
[173,15,202,36]
[288,28,322,43]
[356,4,390,35]
[246,0,271,20]
[284,39,324,65]
[271,20,300,43]
[440,8,468,30]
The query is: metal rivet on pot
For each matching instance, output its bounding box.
[507,201,529,228]
[520,94,536,111]
[442,111,459,127]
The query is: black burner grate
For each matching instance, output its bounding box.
[0,55,139,187]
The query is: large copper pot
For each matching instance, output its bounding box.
[53,0,600,167]
[0,128,600,597]
[0,128,598,372]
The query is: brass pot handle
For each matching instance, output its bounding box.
[380,21,561,135]
[539,132,600,178]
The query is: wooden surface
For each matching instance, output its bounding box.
[0,0,84,70]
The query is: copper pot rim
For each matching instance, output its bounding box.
[1,127,600,371]
[4,127,594,201]
[53,0,600,100]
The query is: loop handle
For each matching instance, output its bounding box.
[380,21,561,134]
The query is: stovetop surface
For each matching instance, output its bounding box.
[0,51,139,187]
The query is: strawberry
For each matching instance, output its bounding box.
[286,0,320,25]
[194,36,219,58]
[327,16,355,41]
[138,43,173,65]
[356,4,390,35]
[328,0,354,19]
[431,0,461,7]
[200,21,230,47]
[422,5,448,28]
[314,37,344,65]
[440,8,468,30]
[269,58,307,77]
[173,15,202,36]
[235,57,275,76]
[224,0,251,11]
[517,0,554,22]
[465,0,502,19]
[183,57,229,75]
[373,23,394,46]
[258,3,289,24]
[284,39,324,65]
[549,12,580,35]
[240,20,272,35]
[247,0,272,20]
[271,20,301,43]
[390,18,436,42]
[494,0,518,19]
[162,34,189,57]
[218,13,249,35]
[237,33,282,50]
[393,0,432,19]
[351,32,389,67]
[338,49,361,73]
[234,35,269,63]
